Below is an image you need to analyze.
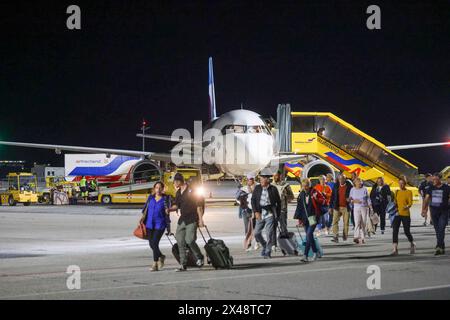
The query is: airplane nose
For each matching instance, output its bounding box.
[238,134,273,166]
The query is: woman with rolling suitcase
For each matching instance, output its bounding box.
[294,178,322,262]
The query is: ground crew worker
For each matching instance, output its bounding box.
[79,176,88,203]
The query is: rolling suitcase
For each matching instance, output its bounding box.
[277,226,299,256]
[199,226,233,269]
[166,233,197,267]
[295,226,324,258]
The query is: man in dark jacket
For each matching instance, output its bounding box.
[251,172,281,258]
[370,177,391,234]
[330,174,352,243]
[419,173,433,226]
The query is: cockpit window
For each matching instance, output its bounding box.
[247,126,261,133]
[221,124,272,135]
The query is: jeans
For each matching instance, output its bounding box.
[392,216,413,244]
[175,221,204,266]
[374,204,387,231]
[254,215,275,255]
[147,228,165,262]
[304,219,318,257]
[430,207,449,249]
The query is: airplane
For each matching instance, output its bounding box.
[0,57,301,180]
[0,57,449,182]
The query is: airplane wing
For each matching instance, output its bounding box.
[387,142,450,151]
[0,140,174,162]
[136,133,205,145]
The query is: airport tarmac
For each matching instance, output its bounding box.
[0,203,449,300]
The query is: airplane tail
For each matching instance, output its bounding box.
[208,57,217,121]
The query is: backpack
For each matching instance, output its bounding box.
[312,189,328,216]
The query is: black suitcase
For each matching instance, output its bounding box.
[199,226,233,269]
[277,227,299,256]
[166,233,198,267]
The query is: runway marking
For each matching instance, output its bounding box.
[1,256,449,299]
[401,284,450,293]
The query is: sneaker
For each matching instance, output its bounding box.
[175,265,187,272]
[157,255,166,270]
[381,230,385,235]
[196,258,204,267]
[410,243,416,254]
[300,256,309,263]
[260,248,267,257]
[315,251,322,259]
[434,248,443,256]
[150,262,159,272]
[331,237,339,243]
[263,253,272,259]
[423,221,427,226]
[353,238,359,244]
[254,243,261,250]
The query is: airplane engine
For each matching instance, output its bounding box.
[129,160,162,183]
[302,160,336,180]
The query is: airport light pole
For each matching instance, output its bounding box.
[141,119,150,152]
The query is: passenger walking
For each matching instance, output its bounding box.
[140,181,171,271]
[236,175,257,251]
[422,172,450,255]
[313,175,332,236]
[330,174,352,243]
[370,177,391,234]
[391,178,416,255]
[169,173,206,271]
[272,170,294,236]
[294,178,321,262]
[349,178,372,244]
[251,171,281,259]
[419,173,433,226]
[325,174,335,232]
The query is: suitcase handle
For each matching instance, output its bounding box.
[295,225,305,242]
[198,225,212,244]
[165,232,176,246]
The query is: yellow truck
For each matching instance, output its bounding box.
[0,173,39,206]
[97,168,202,204]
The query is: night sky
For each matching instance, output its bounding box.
[0,1,448,173]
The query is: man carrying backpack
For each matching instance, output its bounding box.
[422,172,450,255]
